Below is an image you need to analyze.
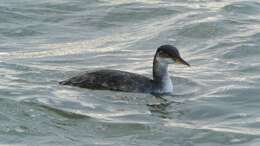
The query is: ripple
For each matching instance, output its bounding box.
[177,18,235,39]
[99,0,162,5]
[164,118,260,136]
[222,1,260,15]
[222,43,260,59]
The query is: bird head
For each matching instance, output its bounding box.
[156,45,190,66]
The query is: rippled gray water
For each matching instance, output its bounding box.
[1,0,260,145]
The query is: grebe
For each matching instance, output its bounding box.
[59,45,190,94]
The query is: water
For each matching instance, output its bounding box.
[1,0,260,145]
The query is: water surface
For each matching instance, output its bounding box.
[1,0,260,145]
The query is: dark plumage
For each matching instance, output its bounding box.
[60,69,153,93]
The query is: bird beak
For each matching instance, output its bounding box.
[176,56,190,67]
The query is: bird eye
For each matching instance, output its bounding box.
[159,52,170,58]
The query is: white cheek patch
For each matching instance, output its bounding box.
[158,57,175,64]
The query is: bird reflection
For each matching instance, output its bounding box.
[147,94,184,119]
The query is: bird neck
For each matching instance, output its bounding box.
[152,54,173,93]
[153,56,169,81]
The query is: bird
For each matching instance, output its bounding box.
[59,45,190,94]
